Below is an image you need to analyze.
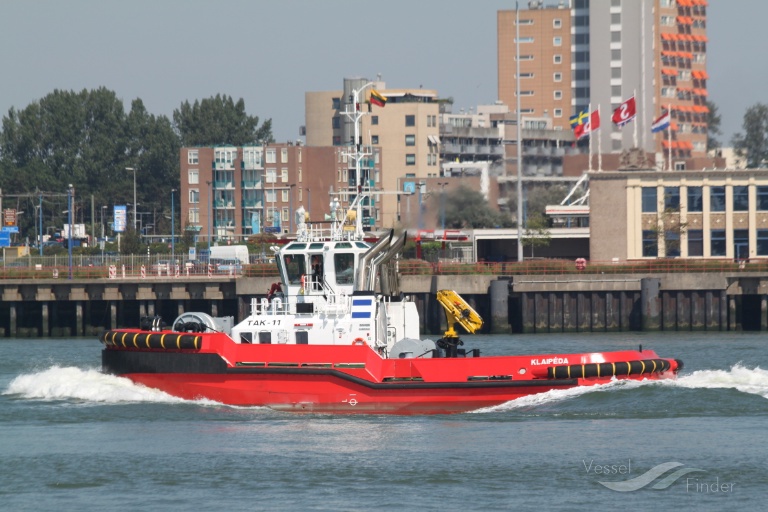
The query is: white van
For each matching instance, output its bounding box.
[209,245,250,265]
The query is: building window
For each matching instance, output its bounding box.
[189,189,199,204]
[758,229,768,256]
[553,90,562,100]
[281,190,289,202]
[265,190,276,203]
[188,169,199,185]
[372,135,379,144]
[757,186,768,211]
[405,134,415,146]
[664,187,680,210]
[281,148,288,163]
[642,188,657,213]
[332,117,340,129]
[642,230,657,257]
[188,208,199,224]
[554,109,563,118]
[688,229,703,257]
[519,91,535,96]
[516,37,534,43]
[405,115,415,127]
[266,168,277,183]
[734,229,749,260]
[611,49,621,60]
[553,37,562,46]
[518,54,534,61]
[518,72,534,79]
[711,229,726,256]
[371,115,379,125]
[733,186,749,211]
[517,19,533,25]
[265,149,276,164]
[281,168,288,183]
[553,54,562,64]
[666,231,680,258]
[282,208,289,222]
[553,72,562,82]
[187,150,199,165]
[405,154,416,165]
[687,186,703,212]
[553,18,562,28]
[710,186,725,212]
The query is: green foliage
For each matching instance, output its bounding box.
[119,228,142,255]
[705,99,722,151]
[521,213,551,258]
[173,94,273,147]
[442,185,513,229]
[732,103,768,168]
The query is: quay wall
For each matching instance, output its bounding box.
[0,273,767,338]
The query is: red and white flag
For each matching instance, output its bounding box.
[612,96,637,127]
[574,110,600,139]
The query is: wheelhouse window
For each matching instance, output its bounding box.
[334,253,355,285]
[282,254,306,285]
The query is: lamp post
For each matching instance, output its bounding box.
[206,180,212,252]
[305,187,311,224]
[101,205,107,259]
[67,184,74,280]
[288,184,296,234]
[126,167,137,231]
[437,182,448,229]
[171,188,176,263]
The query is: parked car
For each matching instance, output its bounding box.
[151,260,172,274]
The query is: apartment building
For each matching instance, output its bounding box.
[305,77,439,228]
[179,143,345,242]
[498,3,573,131]
[497,0,709,164]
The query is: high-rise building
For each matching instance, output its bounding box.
[498,3,573,131]
[497,0,709,167]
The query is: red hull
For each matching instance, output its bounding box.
[101,330,681,415]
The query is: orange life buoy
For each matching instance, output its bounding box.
[352,338,366,346]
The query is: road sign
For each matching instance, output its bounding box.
[114,205,127,232]
[3,208,16,227]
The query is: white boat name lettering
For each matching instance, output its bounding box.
[530,357,569,365]
[247,319,282,326]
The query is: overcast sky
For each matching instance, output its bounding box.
[1,0,765,146]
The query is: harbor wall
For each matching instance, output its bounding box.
[0,273,766,337]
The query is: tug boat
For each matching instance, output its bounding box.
[99,82,682,415]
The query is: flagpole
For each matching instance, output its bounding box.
[598,106,603,172]
[641,0,647,151]
[667,103,672,171]
[588,103,593,171]
[633,90,639,148]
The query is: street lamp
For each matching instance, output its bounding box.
[438,182,448,229]
[206,180,213,251]
[67,184,74,280]
[288,184,296,234]
[171,188,176,264]
[126,167,137,231]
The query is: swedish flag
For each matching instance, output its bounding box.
[570,110,589,128]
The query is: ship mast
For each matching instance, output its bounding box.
[336,82,375,240]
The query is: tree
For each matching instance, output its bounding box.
[521,213,551,258]
[651,207,688,258]
[442,186,513,229]
[705,99,722,151]
[173,94,273,147]
[732,103,768,168]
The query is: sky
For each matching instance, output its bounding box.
[1,0,765,146]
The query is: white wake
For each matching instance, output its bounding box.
[473,364,768,413]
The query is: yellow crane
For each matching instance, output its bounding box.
[435,290,483,356]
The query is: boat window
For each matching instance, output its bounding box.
[355,242,370,248]
[335,242,352,249]
[283,254,306,285]
[286,243,306,250]
[309,243,325,250]
[310,254,324,290]
[335,253,355,285]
